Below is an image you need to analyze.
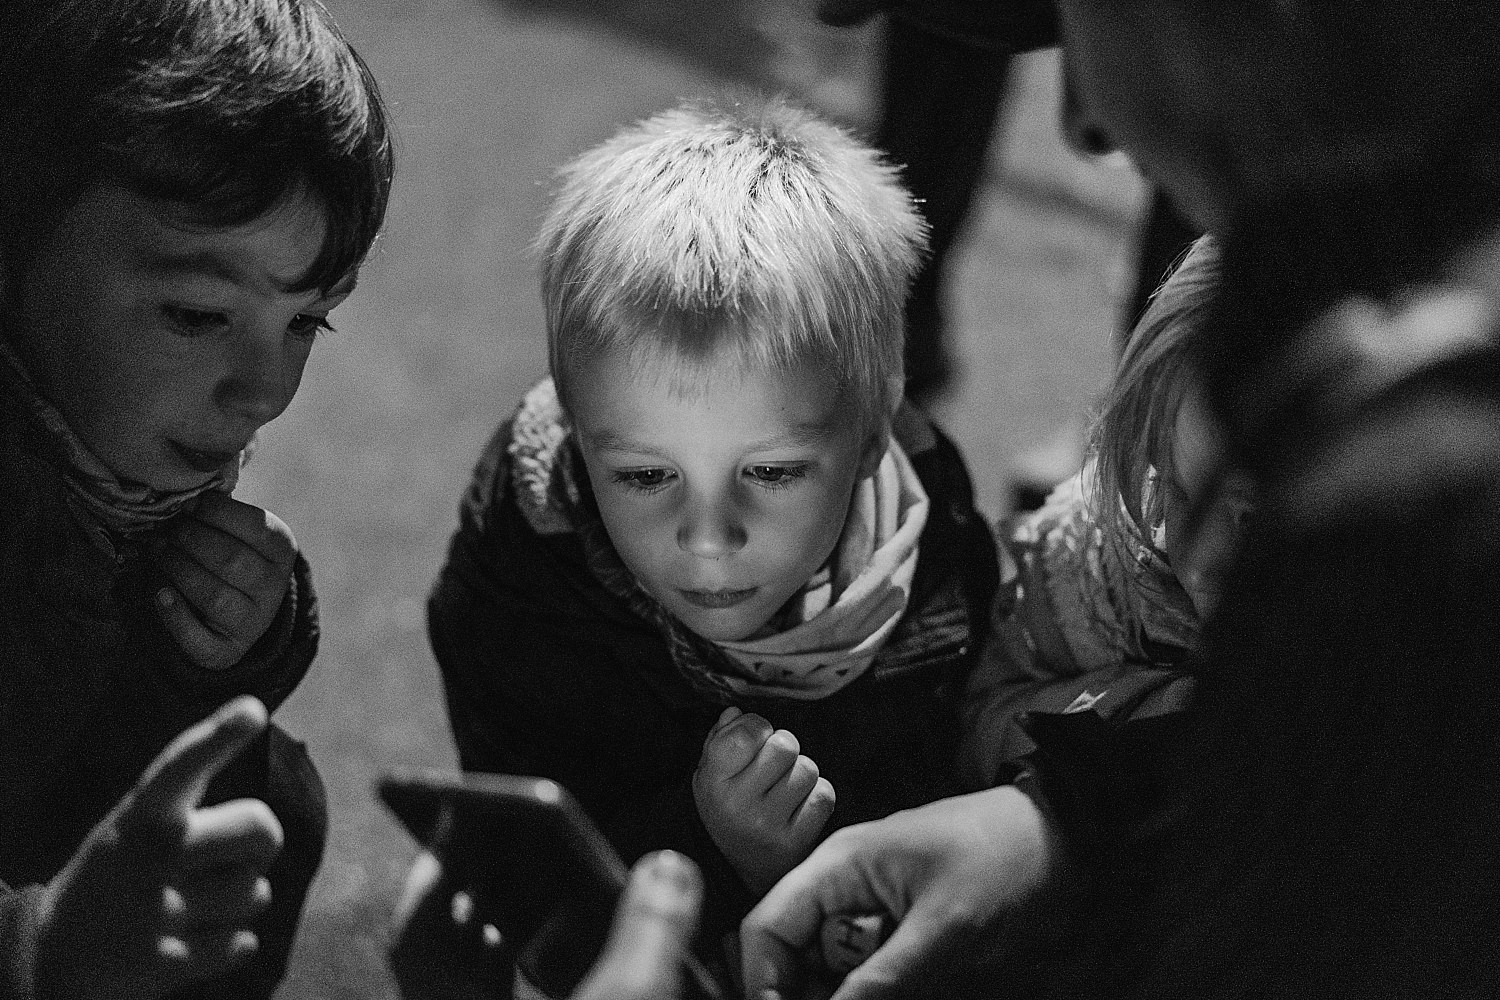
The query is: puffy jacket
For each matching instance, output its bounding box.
[429,396,999,938]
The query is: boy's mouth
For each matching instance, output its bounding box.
[169,440,241,473]
[679,587,757,609]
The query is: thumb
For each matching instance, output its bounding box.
[703,706,743,746]
[698,711,771,781]
[829,904,947,1000]
[127,696,269,823]
[573,851,703,1000]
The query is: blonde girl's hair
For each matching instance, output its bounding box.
[537,94,928,436]
[1090,234,1222,544]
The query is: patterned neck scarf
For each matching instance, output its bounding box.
[0,340,243,540]
[508,378,928,703]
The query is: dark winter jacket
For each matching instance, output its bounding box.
[0,387,325,1000]
[428,395,999,939]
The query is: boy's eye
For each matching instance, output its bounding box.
[288,313,335,340]
[747,464,807,486]
[612,468,675,491]
[162,304,228,337]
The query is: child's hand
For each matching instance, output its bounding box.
[692,707,836,897]
[35,697,283,1000]
[152,493,298,671]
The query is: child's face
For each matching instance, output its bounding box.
[570,347,882,643]
[1163,388,1256,618]
[6,183,354,491]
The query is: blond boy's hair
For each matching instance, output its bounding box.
[1090,235,1222,541]
[538,95,928,435]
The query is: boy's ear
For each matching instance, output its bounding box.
[854,376,903,480]
[856,421,890,480]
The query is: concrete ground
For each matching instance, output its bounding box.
[239,1,1146,995]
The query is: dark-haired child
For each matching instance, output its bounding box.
[0,1,392,996]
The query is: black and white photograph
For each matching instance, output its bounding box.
[2,1,1495,997]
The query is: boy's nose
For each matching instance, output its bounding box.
[677,497,747,558]
[214,335,301,427]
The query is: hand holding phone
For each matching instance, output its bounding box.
[380,770,726,1000]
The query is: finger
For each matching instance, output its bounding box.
[703,706,744,745]
[126,698,269,824]
[154,585,236,670]
[741,833,884,1000]
[739,728,801,795]
[573,850,703,1000]
[165,516,286,597]
[830,902,960,1000]
[155,541,259,627]
[763,755,822,822]
[392,850,446,929]
[698,712,774,781]
[163,869,272,929]
[183,494,297,567]
[789,777,836,838]
[180,798,283,872]
[158,927,260,983]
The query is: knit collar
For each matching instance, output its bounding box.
[712,441,926,699]
[508,378,928,702]
[0,339,243,540]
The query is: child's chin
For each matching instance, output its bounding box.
[678,608,772,645]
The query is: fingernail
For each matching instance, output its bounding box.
[642,850,699,893]
[450,890,473,925]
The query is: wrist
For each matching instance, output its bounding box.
[693,806,785,898]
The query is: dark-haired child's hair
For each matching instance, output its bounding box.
[0,0,393,294]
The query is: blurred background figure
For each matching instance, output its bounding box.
[816,0,1056,401]
[810,0,1197,507]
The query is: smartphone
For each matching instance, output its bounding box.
[379,769,725,1000]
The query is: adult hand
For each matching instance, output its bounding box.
[35,696,283,1000]
[152,493,298,670]
[572,851,704,1000]
[693,707,836,896]
[741,786,1056,1000]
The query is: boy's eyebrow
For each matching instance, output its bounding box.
[586,421,838,454]
[744,423,840,450]
[144,250,254,287]
[144,250,358,298]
